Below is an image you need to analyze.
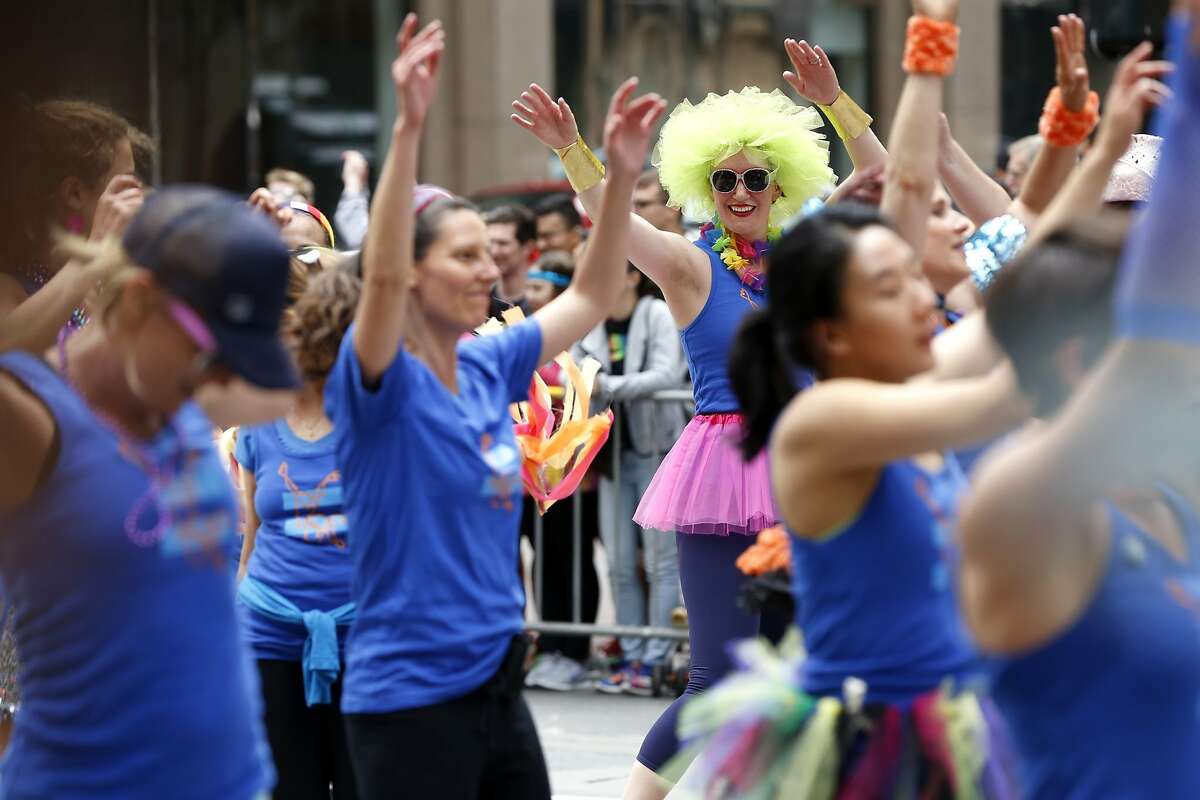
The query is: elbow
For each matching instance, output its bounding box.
[885,163,936,203]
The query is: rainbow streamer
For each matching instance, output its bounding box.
[478,308,613,514]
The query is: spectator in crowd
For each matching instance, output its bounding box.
[534,193,584,255]
[1002,134,1045,196]
[485,204,538,317]
[523,251,573,314]
[572,262,687,696]
[267,167,316,205]
[631,169,684,236]
[335,150,371,250]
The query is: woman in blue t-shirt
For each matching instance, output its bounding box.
[323,15,667,799]
[236,267,361,800]
[0,185,295,799]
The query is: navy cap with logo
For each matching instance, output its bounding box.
[122,185,299,389]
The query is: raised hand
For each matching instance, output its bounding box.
[783,39,841,105]
[1095,42,1174,158]
[247,187,292,229]
[511,84,580,150]
[88,174,144,242]
[341,150,369,194]
[1052,14,1091,111]
[601,78,667,179]
[391,14,445,132]
[912,0,958,22]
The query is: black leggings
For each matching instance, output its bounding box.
[257,659,357,800]
[521,492,600,661]
[343,637,550,800]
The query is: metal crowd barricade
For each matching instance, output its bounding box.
[526,389,695,645]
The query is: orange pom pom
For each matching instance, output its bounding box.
[735,526,793,576]
[902,16,960,76]
[1038,87,1101,148]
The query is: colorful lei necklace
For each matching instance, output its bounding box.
[699,222,779,295]
[18,263,90,329]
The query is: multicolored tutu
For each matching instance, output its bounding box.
[668,635,1019,799]
[633,413,777,536]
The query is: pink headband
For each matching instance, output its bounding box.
[414,184,454,216]
[168,299,217,355]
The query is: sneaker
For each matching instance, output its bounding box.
[595,662,632,694]
[626,662,656,697]
[524,653,559,689]
[537,654,588,692]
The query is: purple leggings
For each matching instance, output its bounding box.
[636,532,787,773]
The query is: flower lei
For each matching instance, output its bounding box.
[700,222,780,295]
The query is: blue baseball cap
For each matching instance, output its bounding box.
[123,185,300,389]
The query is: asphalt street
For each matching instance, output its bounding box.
[526,689,674,799]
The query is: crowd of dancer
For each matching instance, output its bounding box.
[1,0,1199,798]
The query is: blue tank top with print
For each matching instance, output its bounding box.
[790,455,976,705]
[679,237,767,414]
[988,489,1200,800]
[0,352,272,800]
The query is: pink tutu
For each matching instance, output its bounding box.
[633,413,778,536]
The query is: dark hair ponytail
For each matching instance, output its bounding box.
[730,310,798,459]
[730,203,891,460]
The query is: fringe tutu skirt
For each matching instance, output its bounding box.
[667,636,1019,800]
[633,413,778,536]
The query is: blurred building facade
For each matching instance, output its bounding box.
[5,0,1166,206]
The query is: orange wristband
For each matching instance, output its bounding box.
[902,16,960,76]
[1038,87,1101,148]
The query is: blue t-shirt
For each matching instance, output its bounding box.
[236,420,353,661]
[0,352,272,800]
[326,322,543,713]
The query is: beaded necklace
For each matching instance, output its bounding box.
[18,263,89,329]
[55,327,178,547]
[699,222,779,295]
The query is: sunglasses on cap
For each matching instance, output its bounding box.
[710,167,777,194]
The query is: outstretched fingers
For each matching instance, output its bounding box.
[607,76,640,120]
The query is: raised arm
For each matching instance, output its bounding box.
[352,15,444,384]
[959,7,1200,646]
[783,39,888,171]
[0,174,142,353]
[881,0,960,260]
[937,114,1013,225]
[511,85,705,309]
[1009,15,1096,223]
[533,80,667,364]
[1031,43,1172,244]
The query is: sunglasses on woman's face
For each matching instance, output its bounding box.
[710,167,777,194]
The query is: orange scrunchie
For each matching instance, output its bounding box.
[902,16,960,76]
[1039,87,1101,148]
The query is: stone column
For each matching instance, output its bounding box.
[416,0,555,194]
[872,0,1000,172]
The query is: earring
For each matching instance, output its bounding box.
[67,214,84,235]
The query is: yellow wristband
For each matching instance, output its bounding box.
[553,135,605,194]
[817,92,874,142]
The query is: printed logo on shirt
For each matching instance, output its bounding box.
[1166,575,1200,618]
[608,332,626,366]
[157,449,236,565]
[278,462,348,547]
[914,471,957,592]
[480,433,522,511]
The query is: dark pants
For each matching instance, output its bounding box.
[257,659,358,800]
[521,492,600,661]
[343,636,551,800]
[636,533,788,772]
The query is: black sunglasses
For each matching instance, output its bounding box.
[710,167,777,194]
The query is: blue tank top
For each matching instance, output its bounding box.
[679,239,767,413]
[988,491,1200,799]
[0,353,272,799]
[790,456,975,705]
